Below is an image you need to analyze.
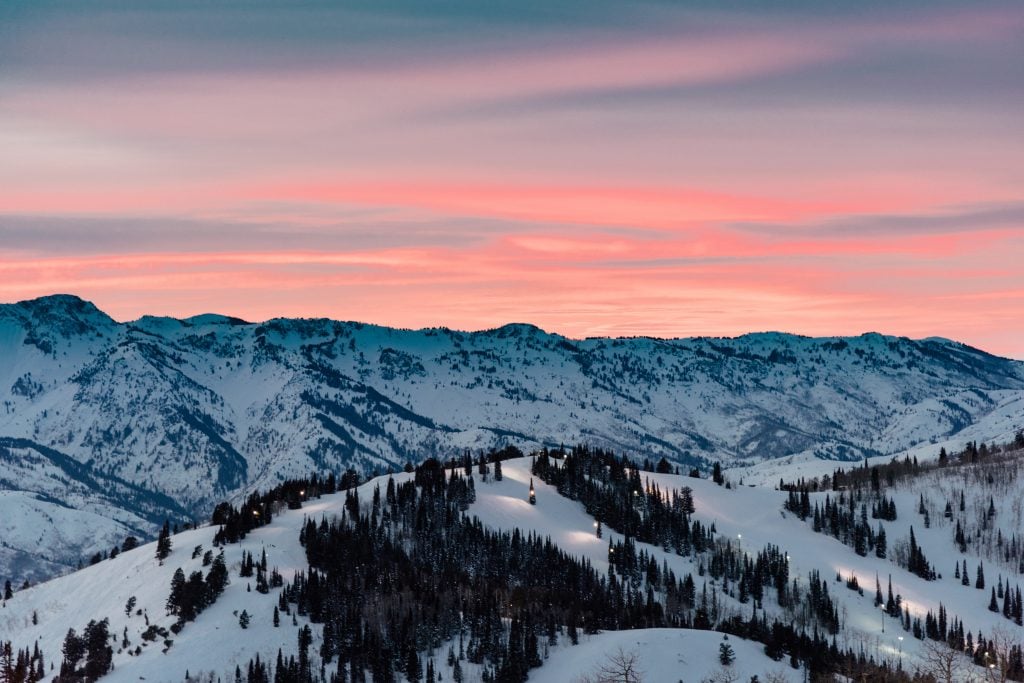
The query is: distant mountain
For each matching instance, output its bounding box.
[1,294,1022,579]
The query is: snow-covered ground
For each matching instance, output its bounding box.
[2,456,1021,682]
[534,629,798,683]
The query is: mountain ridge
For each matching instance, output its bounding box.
[1,294,1022,581]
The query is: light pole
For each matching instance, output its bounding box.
[879,604,885,633]
[897,635,903,669]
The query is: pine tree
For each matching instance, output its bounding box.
[167,568,186,616]
[156,520,172,563]
[875,524,887,558]
[494,459,502,481]
[976,562,985,590]
[719,636,735,665]
[273,606,280,627]
[239,610,250,629]
[83,618,113,680]
[406,649,422,682]
[298,625,312,680]
[3,580,11,600]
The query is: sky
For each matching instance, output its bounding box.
[1,1,1023,356]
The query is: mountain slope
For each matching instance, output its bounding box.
[3,455,1021,682]
[1,294,1023,581]
[0,437,189,582]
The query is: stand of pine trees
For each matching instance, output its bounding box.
[55,619,112,682]
[165,550,230,629]
[0,640,46,683]
[213,472,350,545]
[531,446,698,550]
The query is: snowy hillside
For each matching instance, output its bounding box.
[1,294,1023,581]
[2,452,1021,682]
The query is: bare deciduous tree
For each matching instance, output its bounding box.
[917,636,970,683]
[702,667,741,683]
[979,626,1019,683]
[577,648,644,683]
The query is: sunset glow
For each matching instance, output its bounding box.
[2,1,1022,355]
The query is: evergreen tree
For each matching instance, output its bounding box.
[298,625,312,681]
[239,610,250,629]
[406,649,423,682]
[83,618,113,680]
[155,520,172,563]
[167,568,186,616]
[719,636,736,665]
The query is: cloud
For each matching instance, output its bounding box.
[0,210,516,256]
[732,202,1024,239]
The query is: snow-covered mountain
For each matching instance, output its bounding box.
[3,454,1021,682]
[1,294,1023,581]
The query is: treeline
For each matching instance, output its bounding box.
[531,445,702,551]
[0,641,45,683]
[781,430,1024,493]
[212,471,358,545]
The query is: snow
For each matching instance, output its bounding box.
[1,455,1022,682]
[2,295,1023,580]
[533,629,799,683]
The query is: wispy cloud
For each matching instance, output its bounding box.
[733,202,1024,239]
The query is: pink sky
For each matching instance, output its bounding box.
[2,2,1022,356]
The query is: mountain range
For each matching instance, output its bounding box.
[1,293,1022,581]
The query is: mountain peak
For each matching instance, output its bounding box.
[8,293,115,330]
[483,322,547,337]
